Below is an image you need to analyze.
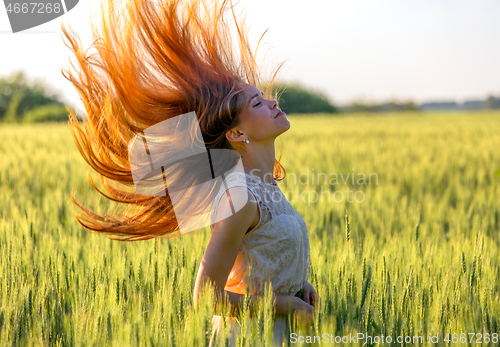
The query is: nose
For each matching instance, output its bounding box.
[270,98,277,109]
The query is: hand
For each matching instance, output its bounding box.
[301,282,322,311]
[291,297,315,330]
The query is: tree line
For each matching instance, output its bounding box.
[0,71,340,123]
[2,70,498,123]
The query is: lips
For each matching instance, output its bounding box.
[275,110,285,118]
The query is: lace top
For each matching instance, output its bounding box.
[209,171,310,296]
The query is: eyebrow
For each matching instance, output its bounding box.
[248,90,264,105]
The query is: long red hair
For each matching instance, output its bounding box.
[61,0,286,241]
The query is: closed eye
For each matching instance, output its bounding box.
[253,102,261,107]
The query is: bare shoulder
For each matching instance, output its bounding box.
[195,187,260,295]
[212,186,259,239]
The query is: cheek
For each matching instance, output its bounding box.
[255,110,272,122]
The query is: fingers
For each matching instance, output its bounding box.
[302,289,312,304]
[311,292,321,311]
[308,306,315,326]
[293,305,314,330]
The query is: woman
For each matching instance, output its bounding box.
[61,0,320,345]
[196,81,321,346]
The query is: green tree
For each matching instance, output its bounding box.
[272,83,338,114]
[0,70,72,123]
[485,95,500,110]
[22,104,70,123]
[348,98,418,113]
[349,100,381,112]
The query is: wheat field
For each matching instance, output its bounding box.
[0,111,499,346]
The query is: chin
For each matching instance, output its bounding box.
[277,123,290,136]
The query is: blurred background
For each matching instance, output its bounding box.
[1,0,500,122]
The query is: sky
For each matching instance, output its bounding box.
[1,0,500,112]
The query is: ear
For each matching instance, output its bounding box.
[225,129,244,143]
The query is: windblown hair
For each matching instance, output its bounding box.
[61,0,286,241]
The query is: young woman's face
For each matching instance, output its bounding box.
[231,84,290,144]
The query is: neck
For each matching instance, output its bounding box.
[240,139,276,185]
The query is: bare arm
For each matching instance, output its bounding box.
[192,186,311,320]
